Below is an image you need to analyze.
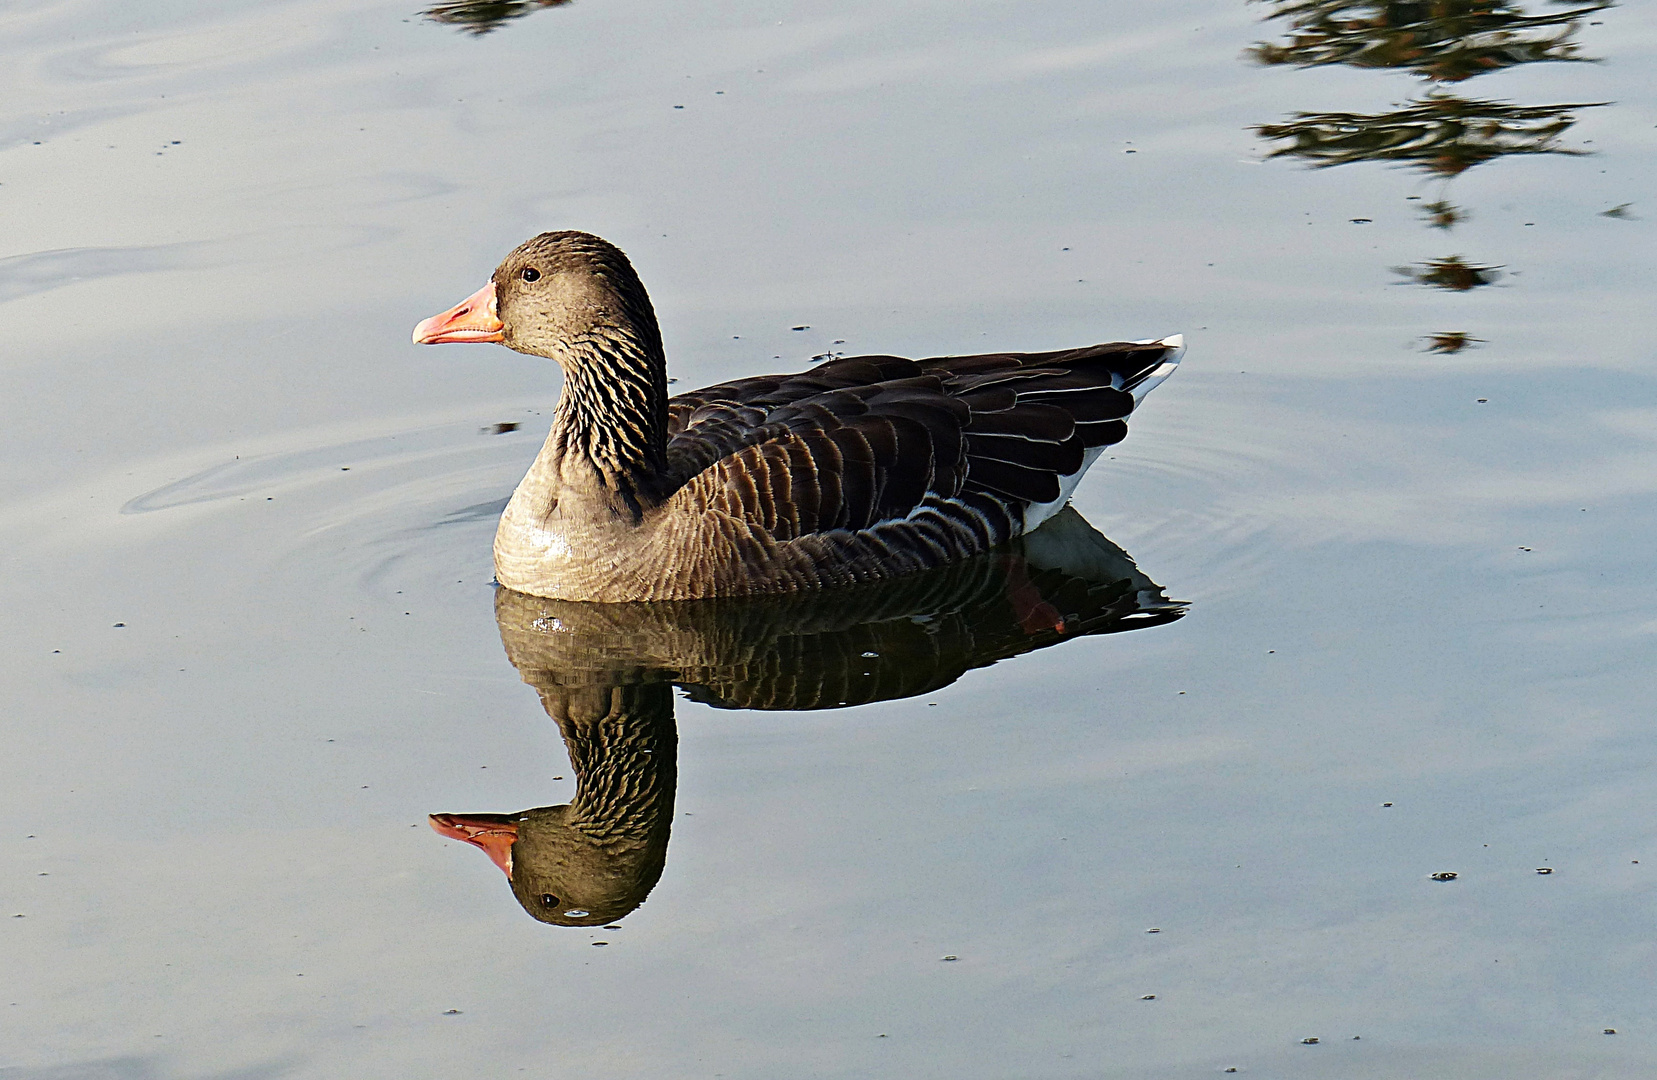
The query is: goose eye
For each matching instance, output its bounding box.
[540,893,558,907]
[521,267,541,283]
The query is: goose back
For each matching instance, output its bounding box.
[649,339,1180,594]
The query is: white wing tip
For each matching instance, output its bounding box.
[1129,334,1184,403]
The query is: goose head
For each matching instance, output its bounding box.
[413,231,662,366]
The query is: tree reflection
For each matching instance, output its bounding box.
[1255,91,1600,176]
[1425,331,1484,353]
[1248,0,1612,81]
[421,0,571,35]
[430,507,1183,926]
[1249,0,1613,346]
[1392,253,1502,290]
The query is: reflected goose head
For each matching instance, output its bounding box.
[431,675,677,927]
[431,805,667,927]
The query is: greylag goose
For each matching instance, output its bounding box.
[431,508,1182,926]
[413,231,1183,601]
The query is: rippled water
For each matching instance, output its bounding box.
[3,1,1655,1077]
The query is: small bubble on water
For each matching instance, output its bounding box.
[1301,1037,1319,1045]
[941,955,957,962]
[565,909,589,918]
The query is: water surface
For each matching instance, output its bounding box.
[3,1,1655,1077]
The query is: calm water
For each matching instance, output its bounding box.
[3,1,1655,1077]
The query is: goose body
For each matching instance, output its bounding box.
[414,231,1182,601]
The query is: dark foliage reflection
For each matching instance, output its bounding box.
[1392,253,1502,290]
[1247,0,1612,81]
[1249,0,1613,346]
[430,508,1183,927]
[1256,91,1601,177]
[422,0,570,35]
[1425,330,1485,353]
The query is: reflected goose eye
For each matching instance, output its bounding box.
[540,894,558,907]
[521,267,541,282]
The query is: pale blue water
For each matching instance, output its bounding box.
[2,1,1655,1077]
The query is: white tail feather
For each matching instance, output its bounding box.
[1022,334,1182,533]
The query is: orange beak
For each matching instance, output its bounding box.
[412,281,504,345]
[430,813,519,878]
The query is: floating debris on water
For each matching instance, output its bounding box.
[941,955,958,962]
[482,422,520,435]
[1600,203,1634,219]
[1301,1036,1319,1045]
[1431,871,1459,881]
[1142,994,1157,1000]
[1536,867,1553,874]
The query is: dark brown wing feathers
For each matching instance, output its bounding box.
[668,341,1173,546]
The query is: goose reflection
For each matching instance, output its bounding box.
[1249,0,1613,347]
[431,507,1183,926]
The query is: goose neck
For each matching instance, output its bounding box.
[542,334,670,511]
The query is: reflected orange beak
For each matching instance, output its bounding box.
[412,281,504,345]
[430,813,519,878]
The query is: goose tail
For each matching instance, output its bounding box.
[1127,334,1183,404]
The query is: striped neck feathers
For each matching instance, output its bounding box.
[546,326,671,512]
